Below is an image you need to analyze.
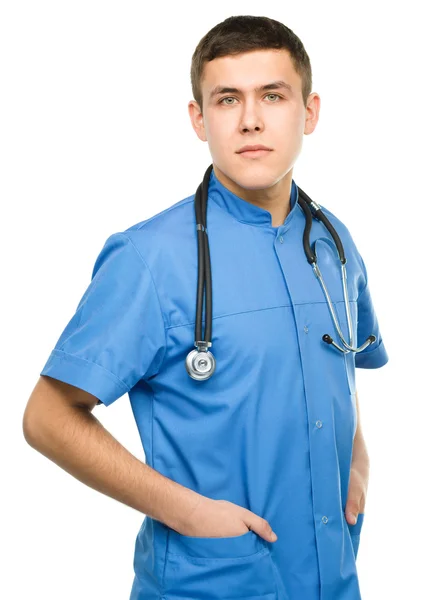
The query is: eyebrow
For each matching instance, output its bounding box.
[209,80,293,99]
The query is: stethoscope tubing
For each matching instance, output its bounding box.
[194,164,214,347]
[297,188,375,354]
[187,164,376,380]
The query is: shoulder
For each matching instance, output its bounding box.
[315,201,361,259]
[313,201,366,294]
[99,193,196,266]
[125,193,195,240]
[316,202,353,242]
[125,193,195,234]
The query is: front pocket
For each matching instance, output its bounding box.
[163,529,277,599]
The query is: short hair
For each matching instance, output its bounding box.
[190,15,312,113]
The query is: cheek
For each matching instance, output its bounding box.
[206,109,235,134]
[274,114,303,152]
[274,101,301,122]
[205,121,236,158]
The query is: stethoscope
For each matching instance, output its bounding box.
[185,164,376,381]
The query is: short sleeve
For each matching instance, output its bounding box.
[40,233,167,406]
[354,254,389,369]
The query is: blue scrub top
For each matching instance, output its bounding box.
[40,167,389,600]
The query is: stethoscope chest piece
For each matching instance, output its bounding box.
[185,343,216,380]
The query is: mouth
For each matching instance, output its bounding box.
[237,149,273,158]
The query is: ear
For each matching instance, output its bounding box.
[188,100,207,143]
[304,92,321,136]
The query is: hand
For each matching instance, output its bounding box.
[345,465,368,525]
[174,496,278,543]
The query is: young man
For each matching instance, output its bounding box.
[23,15,388,600]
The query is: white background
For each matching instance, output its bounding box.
[2,1,443,598]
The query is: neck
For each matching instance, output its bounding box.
[213,164,293,227]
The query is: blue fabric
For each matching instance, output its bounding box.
[40,168,388,599]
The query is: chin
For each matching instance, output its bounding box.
[232,167,282,191]
[218,161,275,188]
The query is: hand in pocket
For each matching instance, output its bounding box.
[173,496,278,543]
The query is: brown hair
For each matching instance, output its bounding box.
[190,15,312,113]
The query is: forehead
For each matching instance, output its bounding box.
[201,49,300,95]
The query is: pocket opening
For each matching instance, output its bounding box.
[166,528,268,560]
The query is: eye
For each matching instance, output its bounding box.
[218,93,283,105]
[219,96,237,105]
[265,93,281,102]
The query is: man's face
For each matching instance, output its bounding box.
[189,48,320,190]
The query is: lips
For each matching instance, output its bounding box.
[237,145,272,153]
[238,148,272,158]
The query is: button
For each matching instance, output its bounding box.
[304,326,309,333]
[316,420,323,428]
[322,516,328,524]
[279,235,284,243]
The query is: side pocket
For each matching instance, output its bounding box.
[347,512,365,560]
[163,529,277,599]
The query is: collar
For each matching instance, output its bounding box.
[208,168,300,231]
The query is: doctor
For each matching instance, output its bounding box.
[23,15,388,600]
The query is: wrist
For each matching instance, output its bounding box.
[351,460,369,484]
[165,483,206,532]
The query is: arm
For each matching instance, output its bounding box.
[344,390,370,524]
[351,390,369,485]
[22,375,202,532]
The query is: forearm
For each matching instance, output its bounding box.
[351,428,369,479]
[351,391,369,479]
[24,404,202,531]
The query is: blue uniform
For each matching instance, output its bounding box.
[40,168,389,599]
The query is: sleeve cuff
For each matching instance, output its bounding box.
[39,349,129,406]
[355,340,389,369]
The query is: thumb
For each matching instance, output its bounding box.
[346,508,357,525]
[245,517,278,542]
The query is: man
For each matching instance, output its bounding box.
[23,15,388,600]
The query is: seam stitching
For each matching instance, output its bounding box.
[49,349,130,391]
[165,300,357,331]
[356,278,369,304]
